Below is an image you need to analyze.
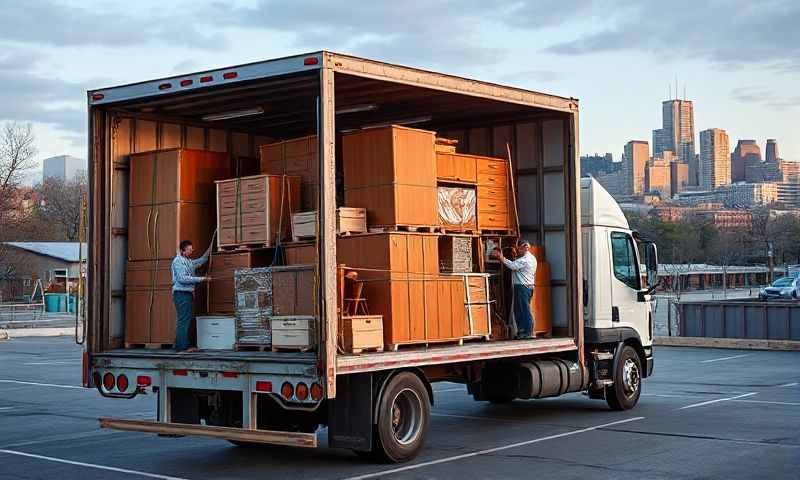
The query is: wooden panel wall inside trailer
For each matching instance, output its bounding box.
[440,116,578,339]
[101,115,274,350]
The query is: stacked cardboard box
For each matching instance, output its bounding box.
[260,135,319,211]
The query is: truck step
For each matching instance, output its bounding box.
[592,379,613,388]
[592,352,613,361]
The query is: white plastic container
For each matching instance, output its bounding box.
[197,316,236,350]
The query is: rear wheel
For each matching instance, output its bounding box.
[372,372,430,463]
[606,345,642,411]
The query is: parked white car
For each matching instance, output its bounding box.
[759,276,799,300]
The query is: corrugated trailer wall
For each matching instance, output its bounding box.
[106,116,271,348]
[442,117,572,336]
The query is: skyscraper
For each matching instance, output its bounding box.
[765,139,779,163]
[731,140,761,182]
[623,140,649,195]
[699,128,730,189]
[654,98,696,184]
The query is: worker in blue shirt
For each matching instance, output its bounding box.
[171,238,212,353]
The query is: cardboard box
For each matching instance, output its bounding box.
[341,315,384,353]
[259,135,319,210]
[291,208,367,241]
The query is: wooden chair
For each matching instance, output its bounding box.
[343,277,369,316]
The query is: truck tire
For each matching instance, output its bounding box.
[606,345,642,411]
[373,372,430,463]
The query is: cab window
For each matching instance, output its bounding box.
[611,232,640,290]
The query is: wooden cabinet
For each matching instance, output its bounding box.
[476,157,512,232]
[337,232,439,278]
[343,126,438,227]
[128,148,228,261]
[215,175,301,249]
[259,135,319,210]
[124,259,205,346]
[207,250,272,314]
[436,152,477,183]
[341,315,384,353]
[283,242,316,265]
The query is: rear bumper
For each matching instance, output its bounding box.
[99,417,317,447]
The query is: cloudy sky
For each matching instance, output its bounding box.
[2,0,798,170]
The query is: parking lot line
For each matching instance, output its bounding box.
[0,449,189,480]
[780,382,798,388]
[678,392,757,410]
[700,354,752,364]
[732,399,800,407]
[0,379,85,390]
[342,417,645,480]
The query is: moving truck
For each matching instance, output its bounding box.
[84,52,658,463]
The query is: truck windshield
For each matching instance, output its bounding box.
[611,232,640,290]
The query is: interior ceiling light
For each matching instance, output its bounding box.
[202,107,264,122]
[335,104,378,115]
[362,115,432,129]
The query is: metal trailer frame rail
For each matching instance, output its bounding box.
[679,299,800,341]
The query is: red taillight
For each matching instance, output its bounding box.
[82,351,89,387]
[173,369,188,376]
[295,382,309,401]
[116,374,129,392]
[180,79,193,87]
[136,375,152,387]
[200,75,213,83]
[91,93,105,101]
[281,382,294,400]
[223,71,238,79]
[310,382,323,401]
[222,371,238,378]
[93,372,101,388]
[102,373,115,391]
[304,57,319,65]
[158,82,172,90]
[255,381,273,392]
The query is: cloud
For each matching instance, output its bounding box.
[543,0,800,72]
[500,69,565,86]
[730,86,800,109]
[0,1,229,50]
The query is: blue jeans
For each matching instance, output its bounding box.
[513,284,533,338]
[173,291,194,350]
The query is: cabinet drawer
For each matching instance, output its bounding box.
[212,253,252,272]
[477,185,508,200]
[478,211,509,229]
[477,196,508,212]
[219,214,237,229]
[477,172,507,187]
[241,193,267,213]
[217,181,238,196]
[241,226,267,243]
[477,158,507,175]
[218,195,238,212]
[219,228,237,245]
[241,211,266,226]
[240,177,266,195]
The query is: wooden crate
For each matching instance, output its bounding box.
[461,273,492,338]
[438,235,473,273]
[341,315,384,353]
[291,208,367,240]
[271,316,316,351]
[271,265,315,316]
[207,250,272,314]
[259,135,319,210]
[215,174,301,249]
[343,126,438,227]
[438,186,477,231]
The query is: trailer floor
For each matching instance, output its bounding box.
[3,337,797,479]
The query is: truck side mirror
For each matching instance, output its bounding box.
[645,242,658,289]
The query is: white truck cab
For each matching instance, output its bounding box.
[580,177,657,408]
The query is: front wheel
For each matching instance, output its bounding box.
[373,372,431,463]
[606,345,642,411]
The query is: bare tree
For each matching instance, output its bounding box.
[34,172,87,241]
[0,122,37,277]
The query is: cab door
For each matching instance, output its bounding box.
[609,231,649,338]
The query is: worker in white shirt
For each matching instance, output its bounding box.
[492,240,537,339]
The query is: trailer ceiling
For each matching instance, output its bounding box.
[106,71,563,139]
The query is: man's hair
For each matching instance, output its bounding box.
[518,239,531,247]
[179,240,193,252]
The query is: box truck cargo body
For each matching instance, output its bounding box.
[85,52,657,462]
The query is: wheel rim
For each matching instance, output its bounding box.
[390,387,423,446]
[622,358,640,397]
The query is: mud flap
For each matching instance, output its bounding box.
[328,372,373,451]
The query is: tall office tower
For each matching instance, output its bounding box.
[670,161,689,197]
[655,97,695,183]
[699,128,731,188]
[652,129,670,157]
[623,140,650,194]
[731,139,761,182]
[645,158,671,196]
[765,139,779,163]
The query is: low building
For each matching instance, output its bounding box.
[593,171,626,200]
[0,242,86,301]
[651,205,692,221]
[777,181,800,208]
[658,263,770,292]
[724,182,778,207]
[43,155,86,182]
[691,209,753,229]
[674,189,727,206]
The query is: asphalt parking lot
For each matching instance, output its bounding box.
[0,337,797,479]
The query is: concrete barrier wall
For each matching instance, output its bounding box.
[679,300,800,341]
